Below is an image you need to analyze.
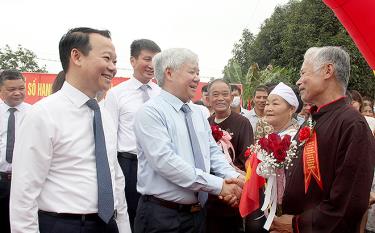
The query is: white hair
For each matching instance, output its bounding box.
[304,46,350,88]
[153,48,198,87]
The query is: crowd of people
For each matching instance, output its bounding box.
[0,27,374,233]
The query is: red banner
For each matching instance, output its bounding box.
[22,72,207,104]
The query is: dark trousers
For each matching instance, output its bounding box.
[38,211,119,233]
[244,188,268,233]
[205,196,243,233]
[206,213,243,233]
[134,196,205,233]
[117,153,141,232]
[244,209,268,233]
[0,174,11,233]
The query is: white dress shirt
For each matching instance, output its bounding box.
[196,104,211,119]
[240,107,252,119]
[10,82,131,233]
[247,108,261,135]
[105,77,161,154]
[365,116,375,133]
[134,90,239,204]
[0,101,31,172]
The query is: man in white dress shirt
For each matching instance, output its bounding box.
[105,39,161,232]
[0,70,31,233]
[10,27,131,233]
[248,85,268,135]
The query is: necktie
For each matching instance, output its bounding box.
[6,108,17,163]
[181,104,208,206]
[86,99,114,223]
[139,84,150,103]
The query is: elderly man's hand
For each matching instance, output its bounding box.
[218,178,243,207]
[270,215,293,233]
[237,174,245,188]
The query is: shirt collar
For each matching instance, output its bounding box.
[240,107,250,114]
[0,100,27,112]
[311,96,348,119]
[131,76,156,90]
[60,82,91,108]
[159,90,185,112]
[249,108,257,116]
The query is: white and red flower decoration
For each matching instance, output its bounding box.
[298,116,315,146]
[211,125,236,167]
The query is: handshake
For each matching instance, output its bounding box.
[218,175,245,207]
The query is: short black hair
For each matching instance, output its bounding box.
[201,84,208,93]
[59,27,111,72]
[130,39,161,58]
[207,79,230,94]
[0,69,25,86]
[231,85,241,94]
[253,85,268,97]
[363,96,374,109]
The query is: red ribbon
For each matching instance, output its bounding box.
[303,131,323,193]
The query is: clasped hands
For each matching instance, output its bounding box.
[218,175,245,207]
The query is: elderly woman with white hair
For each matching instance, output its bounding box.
[245,82,300,233]
[263,82,300,138]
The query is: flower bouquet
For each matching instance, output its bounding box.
[246,132,298,230]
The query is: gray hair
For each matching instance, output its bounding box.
[153,48,198,87]
[304,46,350,88]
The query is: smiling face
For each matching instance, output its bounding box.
[264,94,295,131]
[0,79,26,107]
[362,105,374,117]
[131,49,158,84]
[254,90,268,112]
[78,33,117,97]
[208,81,233,115]
[167,62,200,103]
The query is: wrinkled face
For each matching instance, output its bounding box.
[297,60,325,104]
[80,33,117,97]
[170,62,200,102]
[131,50,158,83]
[0,79,26,107]
[254,90,268,111]
[264,94,295,129]
[362,105,374,117]
[208,81,233,114]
